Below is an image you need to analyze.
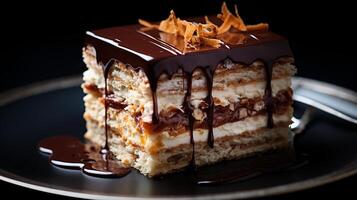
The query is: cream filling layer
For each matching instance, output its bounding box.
[148,109,293,150]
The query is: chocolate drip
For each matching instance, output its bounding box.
[38,136,131,177]
[103,59,116,151]
[202,67,215,148]
[263,61,274,128]
[182,70,195,169]
[151,84,160,124]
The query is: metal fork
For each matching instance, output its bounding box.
[292,79,357,126]
[290,108,314,135]
[290,78,357,134]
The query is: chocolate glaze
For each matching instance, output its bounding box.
[86,20,293,168]
[38,136,131,177]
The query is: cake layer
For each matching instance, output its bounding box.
[83,84,292,133]
[85,118,290,177]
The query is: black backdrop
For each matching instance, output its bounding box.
[1,0,357,198]
[1,0,357,91]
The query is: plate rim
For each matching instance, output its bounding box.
[1,75,357,199]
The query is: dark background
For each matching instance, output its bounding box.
[1,0,356,199]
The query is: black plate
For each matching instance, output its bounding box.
[1,76,357,199]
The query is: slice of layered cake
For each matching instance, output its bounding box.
[82,3,296,177]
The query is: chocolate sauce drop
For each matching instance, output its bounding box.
[38,136,131,177]
[37,59,132,178]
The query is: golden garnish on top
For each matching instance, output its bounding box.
[139,2,269,51]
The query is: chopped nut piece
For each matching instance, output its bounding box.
[217,2,247,34]
[201,37,222,48]
[158,10,180,35]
